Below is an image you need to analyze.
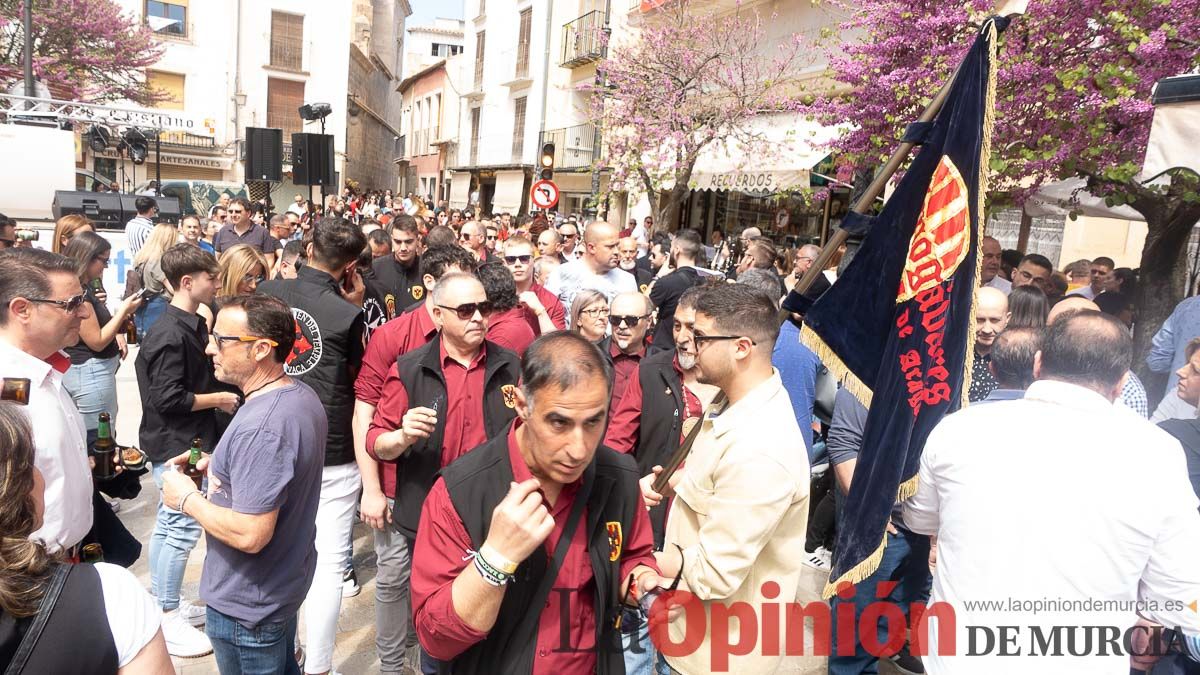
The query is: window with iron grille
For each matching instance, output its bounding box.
[511,97,527,162]
[474,31,486,89]
[470,107,481,166]
[267,78,305,138]
[270,12,304,71]
[145,0,186,38]
[516,9,532,78]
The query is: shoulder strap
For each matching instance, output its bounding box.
[4,564,71,675]
[508,467,596,662]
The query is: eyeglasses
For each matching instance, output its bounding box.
[609,314,647,328]
[28,293,87,313]
[459,233,475,241]
[580,306,609,318]
[693,333,756,349]
[94,256,111,267]
[210,332,280,348]
[437,302,494,320]
[242,273,266,285]
[228,209,245,215]
[503,254,532,265]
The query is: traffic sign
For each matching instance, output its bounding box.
[530,179,559,210]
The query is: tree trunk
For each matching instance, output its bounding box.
[1128,174,1200,408]
[656,183,691,232]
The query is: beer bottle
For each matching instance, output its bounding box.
[124,317,138,345]
[183,438,204,489]
[81,543,104,563]
[91,413,116,480]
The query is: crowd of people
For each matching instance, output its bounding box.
[0,196,1198,675]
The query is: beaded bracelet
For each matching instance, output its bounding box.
[464,550,514,586]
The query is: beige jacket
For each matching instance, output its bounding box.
[663,371,811,675]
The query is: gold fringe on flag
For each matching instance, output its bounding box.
[820,18,1001,600]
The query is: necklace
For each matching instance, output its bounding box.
[243,373,286,400]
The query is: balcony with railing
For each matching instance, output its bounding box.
[159,131,217,150]
[538,123,601,170]
[561,11,607,68]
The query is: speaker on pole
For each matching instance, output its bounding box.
[245,127,283,182]
[292,132,335,187]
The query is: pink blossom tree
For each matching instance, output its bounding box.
[587,1,813,229]
[0,0,164,105]
[808,0,1200,375]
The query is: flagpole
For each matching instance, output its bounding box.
[651,60,969,495]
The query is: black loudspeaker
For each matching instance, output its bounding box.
[52,191,124,229]
[118,194,182,224]
[246,127,283,182]
[292,132,335,186]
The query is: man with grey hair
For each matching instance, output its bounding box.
[532,255,560,287]
[737,268,785,305]
[603,291,653,404]
[458,221,496,264]
[982,327,1043,401]
[906,310,1200,674]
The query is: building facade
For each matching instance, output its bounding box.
[87,0,407,209]
[404,19,466,78]
[449,0,615,218]
[396,56,465,204]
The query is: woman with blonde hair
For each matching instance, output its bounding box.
[570,289,610,344]
[217,244,269,299]
[0,403,171,673]
[131,222,178,339]
[52,213,95,254]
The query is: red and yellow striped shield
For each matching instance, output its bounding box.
[896,156,970,303]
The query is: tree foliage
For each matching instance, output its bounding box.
[0,0,164,105]
[588,0,814,227]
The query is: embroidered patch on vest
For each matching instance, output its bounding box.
[606,521,623,561]
[411,285,425,301]
[501,384,517,409]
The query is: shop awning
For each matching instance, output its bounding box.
[686,114,839,194]
[1024,178,1143,221]
[449,171,471,209]
[491,170,525,216]
[1143,75,1200,179]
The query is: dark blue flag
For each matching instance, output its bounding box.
[801,18,1006,595]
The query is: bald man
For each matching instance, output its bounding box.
[458,220,496,264]
[603,292,653,404]
[969,286,1010,402]
[1048,296,1150,417]
[545,221,637,327]
[981,236,1011,294]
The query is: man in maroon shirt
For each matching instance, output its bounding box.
[478,262,536,358]
[604,291,653,405]
[411,332,665,673]
[501,234,565,335]
[350,244,478,675]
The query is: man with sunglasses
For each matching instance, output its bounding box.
[501,235,564,335]
[214,196,276,269]
[352,246,478,675]
[257,218,367,675]
[484,224,500,254]
[643,283,810,675]
[0,248,97,558]
[601,292,653,405]
[459,221,497,264]
[555,221,579,264]
[136,243,235,657]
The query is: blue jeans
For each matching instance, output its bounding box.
[621,608,671,675]
[62,355,120,444]
[136,295,168,340]
[206,606,301,675]
[829,526,932,675]
[149,463,202,612]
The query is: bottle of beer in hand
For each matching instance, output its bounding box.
[91,413,116,480]
[183,438,204,489]
[124,317,138,345]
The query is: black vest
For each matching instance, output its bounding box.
[258,266,365,466]
[631,348,685,548]
[440,434,640,675]
[0,564,119,673]
[371,254,424,314]
[392,337,520,537]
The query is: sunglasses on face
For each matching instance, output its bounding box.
[609,314,647,328]
[438,301,495,320]
[504,254,532,265]
[486,235,498,241]
[228,209,245,215]
[28,293,87,313]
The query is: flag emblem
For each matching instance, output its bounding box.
[897,156,970,303]
[606,521,623,561]
[501,384,518,409]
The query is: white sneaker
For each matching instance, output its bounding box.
[801,546,832,571]
[162,609,213,658]
[178,599,206,628]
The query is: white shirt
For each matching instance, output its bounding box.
[95,563,162,667]
[0,339,93,551]
[983,275,1012,294]
[546,258,637,327]
[1150,391,1196,423]
[905,380,1200,674]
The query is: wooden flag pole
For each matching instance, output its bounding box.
[651,61,968,495]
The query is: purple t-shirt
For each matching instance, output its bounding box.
[199,380,327,627]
